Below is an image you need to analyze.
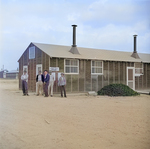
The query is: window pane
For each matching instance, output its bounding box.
[71,67,77,73]
[96,68,102,73]
[92,61,95,66]
[65,67,70,73]
[71,60,74,65]
[92,68,95,73]
[71,60,78,66]
[97,61,102,67]
[66,60,70,65]
[29,46,35,59]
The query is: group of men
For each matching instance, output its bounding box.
[21,70,67,97]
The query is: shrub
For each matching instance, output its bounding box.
[97,84,140,96]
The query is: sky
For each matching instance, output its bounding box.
[0,0,150,71]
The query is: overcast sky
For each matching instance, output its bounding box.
[0,0,150,71]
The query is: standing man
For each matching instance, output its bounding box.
[58,73,67,97]
[36,70,44,96]
[21,70,29,96]
[48,71,54,97]
[43,70,50,97]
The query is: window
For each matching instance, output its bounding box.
[29,46,35,59]
[23,65,28,73]
[36,64,42,75]
[91,61,103,74]
[134,62,144,76]
[64,59,79,74]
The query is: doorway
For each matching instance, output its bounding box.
[127,67,135,90]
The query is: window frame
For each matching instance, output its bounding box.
[134,62,144,76]
[91,60,103,75]
[29,46,35,59]
[64,59,79,74]
[23,65,28,74]
[36,64,42,75]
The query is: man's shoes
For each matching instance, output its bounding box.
[44,96,48,97]
[51,95,53,97]
[23,94,26,96]
[64,96,67,98]
[36,94,39,96]
[26,94,29,96]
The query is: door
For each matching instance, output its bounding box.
[36,64,42,75]
[127,67,135,90]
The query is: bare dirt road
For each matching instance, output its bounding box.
[0,79,150,149]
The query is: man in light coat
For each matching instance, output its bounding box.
[36,70,44,96]
[21,70,29,96]
[48,71,54,97]
[58,73,67,97]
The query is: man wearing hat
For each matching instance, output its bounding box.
[43,70,50,97]
[58,73,67,97]
[36,70,44,96]
[48,71,54,97]
[21,70,29,96]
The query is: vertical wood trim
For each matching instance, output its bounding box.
[118,62,120,83]
[56,58,58,67]
[41,51,43,67]
[49,57,50,68]
[138,76,139,89]
[142,74,143,89]
[102,75,104,88]
[123,63,125,85]
[33,59,35,91]
[84,60,86,92]
[23,53,24,66]
[71,75,72,92]
[113,62,115,83]
[146,64,147,88]
[91,75,92,91]
[78,72,79,92]
[29,60,31,92]
[44,53,47,69]
[108,61,109,85]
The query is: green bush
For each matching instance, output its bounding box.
[97,84,140,96]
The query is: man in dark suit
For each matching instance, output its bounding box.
[43,70,50,97]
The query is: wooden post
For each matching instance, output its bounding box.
[113,62,115,83]
[108,61,109,85]
[84,60,86,92]
[118,62,120,83]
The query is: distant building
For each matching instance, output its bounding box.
[6,70,19,79]
[0,69,8,78]
[18,25,150,92]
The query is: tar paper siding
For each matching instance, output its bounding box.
[135,63,150,90]
[18,44,150,92]
[48,59,135,93]
[18,43,50,91]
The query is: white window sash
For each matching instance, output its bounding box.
[29,46,35,59]
[91,61,103,75]
[64,59,79,74]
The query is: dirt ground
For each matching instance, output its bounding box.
[0,79,150,149]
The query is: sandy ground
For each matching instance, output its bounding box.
[0,79,150,149]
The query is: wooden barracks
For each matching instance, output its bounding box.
[18,25,150,93]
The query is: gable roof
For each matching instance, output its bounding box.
[33,42,146,63]
[138,53,150,63]
[18,42,150,63]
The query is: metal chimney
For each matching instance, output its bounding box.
[131,35,140,59]
[69,25,80,54]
